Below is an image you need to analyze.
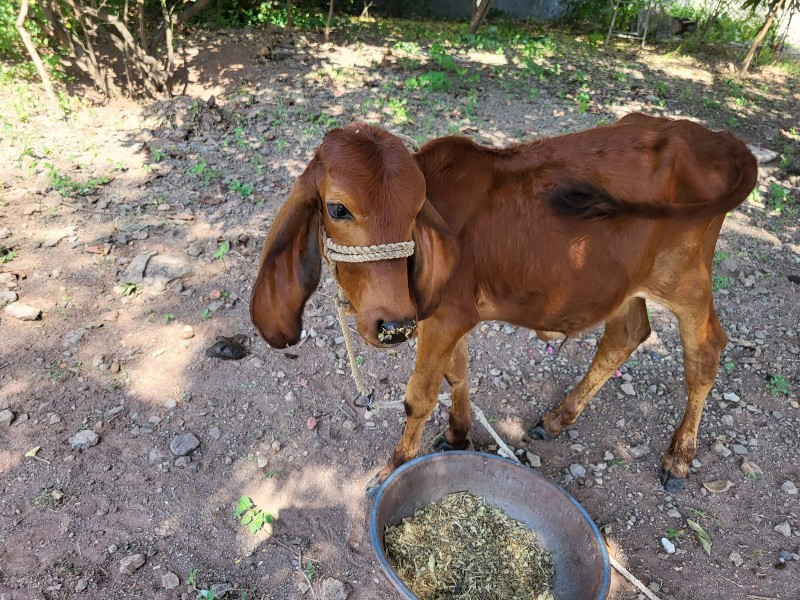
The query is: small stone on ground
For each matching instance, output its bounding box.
[69,430,100,450]
[119,553,146,575]
[170,432,200,456]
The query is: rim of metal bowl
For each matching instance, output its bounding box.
[369,450,611,600]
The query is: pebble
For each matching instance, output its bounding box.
[119,553,146,575]
[526,452,541,467]
[170,433,200,456]
[0,290,17,307]
[320,578,350,600]
[209,426,221,440]
[569,463,586,478]
[174,456,191,467]
[149,448,164,463]
[667,508,681,519]
[181,325,195,339]
[0,408,15,427]
[661,537,676,554]
[4,302,42,321]
[162,572,180,589]
[620,382,635,396]
[711,441,732,458]
[723,391,741,402]
[780,480,798,495]
[741,460,763,477]
[728,550,744,567]
[75,578,88,592]
[629,444,651,459]
[732,444,748,455]
[774,522,792,538]
[69,430,100,450]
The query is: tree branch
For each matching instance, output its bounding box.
[16,0,62,113]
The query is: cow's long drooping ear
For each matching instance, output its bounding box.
[410,199,459,320]
[250,160,322,348]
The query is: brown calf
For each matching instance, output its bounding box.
[251,114,757,493]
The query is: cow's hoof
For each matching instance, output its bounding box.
[660,467,687,493]
[433,433,470,452]
[365,473,384,499]
[527,420,554,441]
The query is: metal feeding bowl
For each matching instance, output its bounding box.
[369,451,610,600]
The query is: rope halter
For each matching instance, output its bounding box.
[323,235,415,263]
[320,229,416,408]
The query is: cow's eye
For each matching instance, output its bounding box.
[327,203,353,220]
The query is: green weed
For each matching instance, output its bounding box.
[234,495,275,534]
[767,374,790,396]
[230,180,254,197]
[712,275,730,291]
[214,241,230,260]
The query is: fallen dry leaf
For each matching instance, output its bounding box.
[703,479,734,493]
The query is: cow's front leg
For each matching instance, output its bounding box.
[366,315,473,495]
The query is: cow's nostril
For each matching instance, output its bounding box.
[377,319,416,345]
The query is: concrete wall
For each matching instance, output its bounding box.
[372,0,564,22]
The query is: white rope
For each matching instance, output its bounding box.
[320,229,415,406]
[324,236,414,263]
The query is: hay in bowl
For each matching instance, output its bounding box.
[384,491,555,600]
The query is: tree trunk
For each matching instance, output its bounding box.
[161,0,174,96]
[324,0,334,42]
[468,0,493,35]
[286,0,292,31]
[138,0,148,53]
[740,0,784,76]
[16,0,61,113]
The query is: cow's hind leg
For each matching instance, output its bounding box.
[529,297,651,440]
[661,298,727,492]
[436,335,471,451]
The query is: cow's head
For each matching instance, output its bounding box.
[250,123,458,348]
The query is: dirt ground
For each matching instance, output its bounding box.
[1,19,799,600]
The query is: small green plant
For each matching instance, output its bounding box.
[653,81,668,96]
[767,182,788,213]
[214,241,230,260]
[608,458,629,470]
[701,96,722,109]
[233,125,248,149]
[275,138,288,152]
[726,116,740,128]
[355,355,365,366]
[576,91,590,115]
[723,361,735,372]
[386,98,409,124]
[120,282,138,297]
[186,568,199,586]
[487,416,497,425]
[150,147,166,163]
[303,560,315,581]
[230,180,254,197]
[406,71,450,92]
[0,248,17,264]
[767,374,791,396]
[202,308,212,319]
[666,528,684,541]
[712,275,730,291]
[163,313,175,324]
[46,163,110,197]
[234,495,275,534]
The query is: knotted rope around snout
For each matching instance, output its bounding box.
[320,230,415,408]
[324,237,415,263]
